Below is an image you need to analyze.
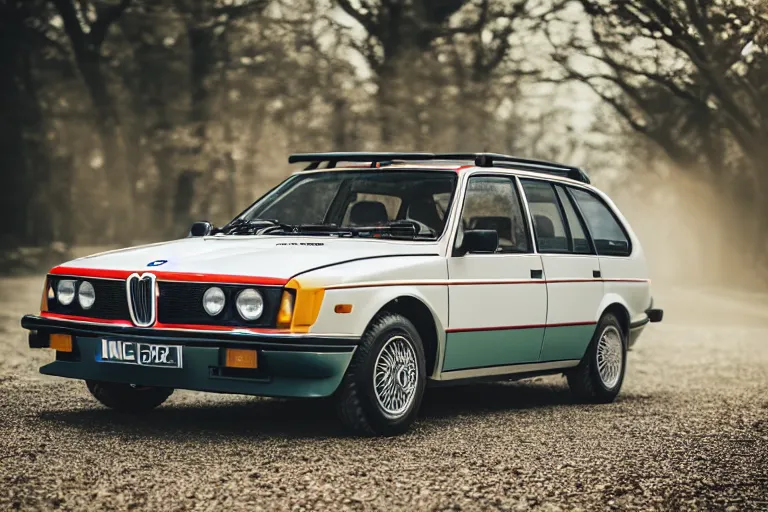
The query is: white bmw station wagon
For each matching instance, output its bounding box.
[23,152,663,435]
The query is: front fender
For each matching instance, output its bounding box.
[289,255,449,338]
[310,285,448,339]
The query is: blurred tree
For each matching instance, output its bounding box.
[552,0,768,200]
[335,0,474,144]
[551,0,768,255]
[0,0,63,248]
[50,0,135,242]
[335,0,540,149]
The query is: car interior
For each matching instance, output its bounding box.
[337,177,454,237]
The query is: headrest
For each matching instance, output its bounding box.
[534,214,555,238]
[349,201,389,226]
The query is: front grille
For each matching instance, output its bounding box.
[47,277,130,320]
[127,273,156,327]
[47,275,281,329]
[158,282,281,327]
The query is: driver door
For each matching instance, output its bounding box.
[444,175,547,374]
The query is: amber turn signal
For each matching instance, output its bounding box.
[225,348,258,369]
[41,279,50,312]
[334,304,353,314]
[49,333,73,352]
[276,290,295,328]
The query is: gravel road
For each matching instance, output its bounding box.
[1,276,767,511]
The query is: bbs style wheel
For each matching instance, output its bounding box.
[567,313,627,403]
[335,312,426,436]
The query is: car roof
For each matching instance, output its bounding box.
[288,152,592,185]
[292,162,595,189]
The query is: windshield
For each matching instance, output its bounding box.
[237,170,458,239]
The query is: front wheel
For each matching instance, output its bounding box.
[86,380,174,412]
[567,313,627,403]
[335,312,426,436]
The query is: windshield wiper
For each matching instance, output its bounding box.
[263,223,353,237]
[270,221,421,239]
[221,220,427,239]
[218,218,285,235]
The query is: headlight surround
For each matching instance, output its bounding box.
[236,288,264,321]
[202,286,226,316]
[56,280,76,306]
[78,281,96,310]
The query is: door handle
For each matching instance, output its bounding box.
[593,270,602,278]
[531,269,543,279]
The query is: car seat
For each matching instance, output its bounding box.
[407,198,444,234]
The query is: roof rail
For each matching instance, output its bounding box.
[288,152,591,184]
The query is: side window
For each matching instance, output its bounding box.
[455,176,530,253]
[569,188,631,256]
[555,186,592,254]
[520,180,569,253]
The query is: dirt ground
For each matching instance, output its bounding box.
[1,276,767,511]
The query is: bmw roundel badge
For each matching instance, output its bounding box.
[147,259,168,267]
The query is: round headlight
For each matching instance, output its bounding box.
[236,288,264,321]
[203,287,226,316]
[78,281,96,310]
[56,280,76,306]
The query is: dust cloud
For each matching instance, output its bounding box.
[609,170,768,326]
[613,171,758,290]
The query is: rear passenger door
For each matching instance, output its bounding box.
[520,179,603,363]
[568,187,650,325]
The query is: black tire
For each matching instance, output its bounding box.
[86,380,173,412]
[335,312,426,436]
[567,313,626,403]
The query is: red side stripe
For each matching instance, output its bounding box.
[330,278,648,290]
[49,266,288,286]
[446,321,596,333]
[40,312,291,334]
[50,267,648,288]
[42,312,134,327]
[153,322,290,334]
[547,278,649,284]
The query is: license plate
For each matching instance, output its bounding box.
[97,339,182,368]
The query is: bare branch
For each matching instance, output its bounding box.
[336,0,379,37]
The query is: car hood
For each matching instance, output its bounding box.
[56,236,441,280]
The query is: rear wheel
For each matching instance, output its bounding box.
[335,312,426,436]
[86,380,173,412]
[567,313,626,403]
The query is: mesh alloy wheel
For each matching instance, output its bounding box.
[373,335,419,419]
[596,325,623,389]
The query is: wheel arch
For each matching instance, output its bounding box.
[372,295,442,378]
[599,301,630,339]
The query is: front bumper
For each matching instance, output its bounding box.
[22,315,358,398]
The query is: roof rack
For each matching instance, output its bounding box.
[288,152,590,184]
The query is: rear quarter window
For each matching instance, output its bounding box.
[569,188,631,257]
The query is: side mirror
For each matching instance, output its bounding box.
[189,221,213,237]
[458,229,498,255]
